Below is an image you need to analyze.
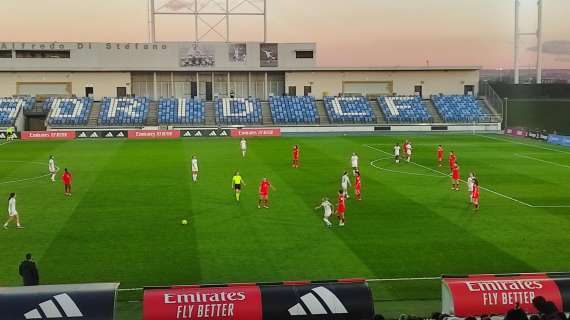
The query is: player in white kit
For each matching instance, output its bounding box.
[3,193,23,229]
[467,172,476,202]
[315,197,334,227]
[341,171,351,199]
[394,143,401,163]
[240,138,247,158]
[48,155,57,182]
[351,153,359,175]
[191,156,199,182]
[406,141,412,162]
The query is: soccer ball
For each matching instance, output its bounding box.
[181,219,188,225]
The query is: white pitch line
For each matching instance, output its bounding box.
[364,144,537,208]
[369,158,445,178]
[476,134,570,155]
[514,153,570,170]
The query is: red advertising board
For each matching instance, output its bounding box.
[21,131,76,140]
[230,128,281,137]
[442,274,564,317]
[144,286,262,320]
[128,130,181,139]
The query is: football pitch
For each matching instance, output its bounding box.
[1,133,570,317]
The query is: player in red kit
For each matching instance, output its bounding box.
[471,179,480,211]
[257,177,276,209]
[451,163,460,191]
[335,189,346,226]
[449,151,457,172]
[437,145,444,167]
[62,168,72,196]
[292,145,300,168]
[354,171,362,200]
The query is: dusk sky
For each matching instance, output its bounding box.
[1,0,569,69]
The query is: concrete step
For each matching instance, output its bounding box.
[204,102,216,126]
[145,102,158,126]
[261,101,273,125]
[368,99,387,124]
[424,99,444,123]
[87,103,101,127]
[315,100,330,125]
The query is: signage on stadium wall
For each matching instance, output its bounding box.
[76,130,128,139]
[143,280,374,320]
[127,130,181,139]
[547,134,570,147]
[0,282,119,320]
[230,128,281,137]
[0,131,18,139]
[21,131,75,140]
[442,273,570,317]
[505,128,528,137]
[180,129,230,138]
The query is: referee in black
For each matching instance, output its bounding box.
[19,253,39,286]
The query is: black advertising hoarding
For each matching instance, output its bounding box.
[0,282,119,320]
[180,129,230,138]
[76,130,127,139]
[260,282,374,320]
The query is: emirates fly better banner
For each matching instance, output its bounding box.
[144,281,374,320]
[442,273,570,317]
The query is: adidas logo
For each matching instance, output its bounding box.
[288,286,348,316]
[0,133,5,138]
[24,293,83,319]
[209,131,217,136]
[78,132,87,138]
[105,132,114,138]
[219,131,228,136]
[116,132,125,137]
[194,131,202,137]
[90,132,98,138]
[183,131,192,137]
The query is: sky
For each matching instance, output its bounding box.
[0,0,569,69]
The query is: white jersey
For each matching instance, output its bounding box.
[320,200,333,217]
[49,159,56,172]
[240,140,247,151]
[341,175,351,187]
[467,176,475,191]
[8,198,16,215]
[351,155,359,168]
[191,159,199,172]
[394,146,400,156]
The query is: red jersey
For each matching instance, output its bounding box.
[337,194,346,213]
[355,176,361,190]
[452,166,460,180]
[62,172,72,185]
[292,148,299,160]
[449,154,456,167]
[472,185,480,199]
[403,143,408,154]
[259,181,270,195]
[437,147,444,160]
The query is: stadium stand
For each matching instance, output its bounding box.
[158,98,205,125]
[0,97,35,126]
[215,97,262,125]
[44,97,94,126]
[98,97,150,126]
[378,96,432,123]
[323,96,374,123]
[431,94,485,122]
[269,96,319,124]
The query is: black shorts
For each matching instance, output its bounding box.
[234,184,241,190]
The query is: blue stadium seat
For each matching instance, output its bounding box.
[269,96,318,124]
[44,97,93,126]
[377,96,431,123]
[431,95,485,122]
[0,97,35,126]
[215,98,262,125]
[323,96,374,123]
[98,97,149,126]
[158,98,205,125]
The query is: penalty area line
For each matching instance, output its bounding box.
[514,153,570,170]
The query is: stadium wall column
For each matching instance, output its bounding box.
[153,72,157,100]
[196,72,200,98]
[227,72,231,97]
[264,72,268,100]
[170,72,174,96]
[248,72,252,97]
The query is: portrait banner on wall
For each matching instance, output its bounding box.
[229,43,247,63]
[180,43,215,67]
[260,43,278,67]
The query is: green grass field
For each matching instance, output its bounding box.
[1,134,570,318]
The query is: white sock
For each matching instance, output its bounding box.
[242,151,245,157]
[192,174,197,182]
[323,218,331,225]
